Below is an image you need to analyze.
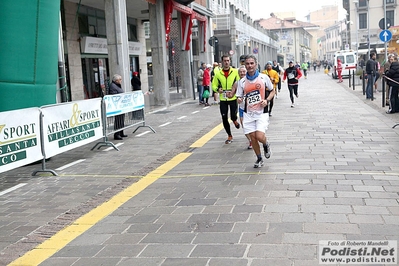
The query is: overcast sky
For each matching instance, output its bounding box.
[249,0,341,21]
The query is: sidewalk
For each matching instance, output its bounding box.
[1,70,399,266]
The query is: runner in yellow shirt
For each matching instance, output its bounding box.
[262,61,279,116]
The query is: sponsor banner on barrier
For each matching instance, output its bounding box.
[103,91,145,116]
[0,108,42,173]
[41,98,103,158]
[319,240,397,264]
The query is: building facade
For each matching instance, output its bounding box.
[210,0,278,68]
[348,0,398,59]
[306,5,343,61]
[258,15,316,66]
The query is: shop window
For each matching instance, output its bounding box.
[386,10,394,26]
[359,13,367,29]
[78,5,106,38]
[128,24,138,42]
[192,39,199,56]
[78,15,89,35]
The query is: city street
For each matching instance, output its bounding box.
[1,70,399,266]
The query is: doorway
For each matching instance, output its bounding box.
[81,58,109,99]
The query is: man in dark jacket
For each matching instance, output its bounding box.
[385,56,399,113]
[131,72,141,91]
[365,52,377,100]
[109,74,127,140]
[384,54,395,105]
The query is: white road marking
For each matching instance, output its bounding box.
[159,122,172,127]
[177,116,187,120]
[0,183,27,196]
[191,111,200,114]
[56,159,86,170]
[103,143,123,151]
[136,131,151,137]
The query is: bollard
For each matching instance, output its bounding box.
[352,70,355,90]
[382,77,385,107]
[349,71,351,87]
[362,70,366,95]
[176,76,179,93]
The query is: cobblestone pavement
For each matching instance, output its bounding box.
[1,70,399,266]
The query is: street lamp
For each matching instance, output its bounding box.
[367,0,370,59]
[345,20,353,50]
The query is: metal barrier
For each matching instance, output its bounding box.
[0,93,154,176]
[34,98,103,176]
[91,91,155,151]
[0,108,43,174]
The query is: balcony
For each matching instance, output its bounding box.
[385,0,396,7]
[357,0,368,10]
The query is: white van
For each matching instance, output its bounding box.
[332,50,357,79]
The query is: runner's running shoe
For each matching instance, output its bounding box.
[264,142,271,159]
[254,157,264,168]
[225,135,233,144]
[233,120,240,129]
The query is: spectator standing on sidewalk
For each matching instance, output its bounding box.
[131,72,141,91]
[374,62,381,94]
[384,54,395,105]
[283,61,302,108]
[109,74,127,140]
[365,52,377,100]
[212,54,241,144]
[236,54,274,168]
[337,58,343,83]
[385,56,399,114]
[211,62,220,105]
[202,64,211,106]
[197,62,206,105]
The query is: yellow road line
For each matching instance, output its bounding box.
[158,170,399,178]
[9,153,192,266]
[190,123,223,148]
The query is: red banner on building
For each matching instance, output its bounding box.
[181,12,194,51]
[163,0,207,51]
[164,0,174,48]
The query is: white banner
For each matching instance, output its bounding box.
[80,36,142,55]
[41,98,103,158]
[0,108,42,173]
[103,91,145,117]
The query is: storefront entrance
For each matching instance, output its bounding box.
[81,58,109,99]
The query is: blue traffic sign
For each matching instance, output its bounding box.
[379,30,392,43]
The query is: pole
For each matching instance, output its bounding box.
[383,0,387,107]
[355,2,359,60]
[367,0,370,59]
[367,0,373,100]
[345,22,346,50]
